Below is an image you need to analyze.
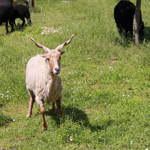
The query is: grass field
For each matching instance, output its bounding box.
[1,0,150,149]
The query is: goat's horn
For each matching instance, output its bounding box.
[55,34,74,52]
[30,37,51,53]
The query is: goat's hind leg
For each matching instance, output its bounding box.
[56,97,64,123]
[52,102,56,114]
[26,91,35,118]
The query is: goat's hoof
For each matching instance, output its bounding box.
[42,127,47,131]
[42,123,47,131]
[26,114,31,118]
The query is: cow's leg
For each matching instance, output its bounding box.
[56,97,64,123]
[14,20,17,27]
[39,100,47,130]
[9,20,14,32]
[6,21,8,33]
[26,12,31,25]
[27,18,31,26]
[21,18,25,26]
[116,24,123,35]
[26,94,35,118]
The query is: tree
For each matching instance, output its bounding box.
[133,0,141,43]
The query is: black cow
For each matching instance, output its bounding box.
[0,0,14,34]
[114,0,144,40]
[13,5,31,26]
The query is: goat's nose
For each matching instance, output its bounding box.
[55,68,60,73]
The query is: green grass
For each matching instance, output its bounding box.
[1,0,150,149]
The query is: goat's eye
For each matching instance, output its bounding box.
[46,58,50,61]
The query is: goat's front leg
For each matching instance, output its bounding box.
[56,97,64,123]
[26,95,35,118]
[39,100,47,130]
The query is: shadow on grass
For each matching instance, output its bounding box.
[114,27,150,46]
[115,36,133,47]
[46,105,112,132]
[14,23,28,32]
[0,106,12,127]
[144,27,150,42]
[0,23,27,36]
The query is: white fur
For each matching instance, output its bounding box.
[26,54,63,105]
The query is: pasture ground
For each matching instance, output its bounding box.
[1,0,150,149]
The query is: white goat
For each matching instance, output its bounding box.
[13,0,35,12]
[26,35,74,130]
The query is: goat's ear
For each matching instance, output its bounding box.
[61,50,66,55]
[41,54,47,58]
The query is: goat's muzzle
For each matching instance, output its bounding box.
[53,67,60,74]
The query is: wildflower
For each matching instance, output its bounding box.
[130,140,133,145]
[123,95,125,97]
[44,131,47,134]
[70,136,73,142]
[13,119,15,122]
[109,66,113,70]
[63,1,69,3]
[41,26,62,35]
